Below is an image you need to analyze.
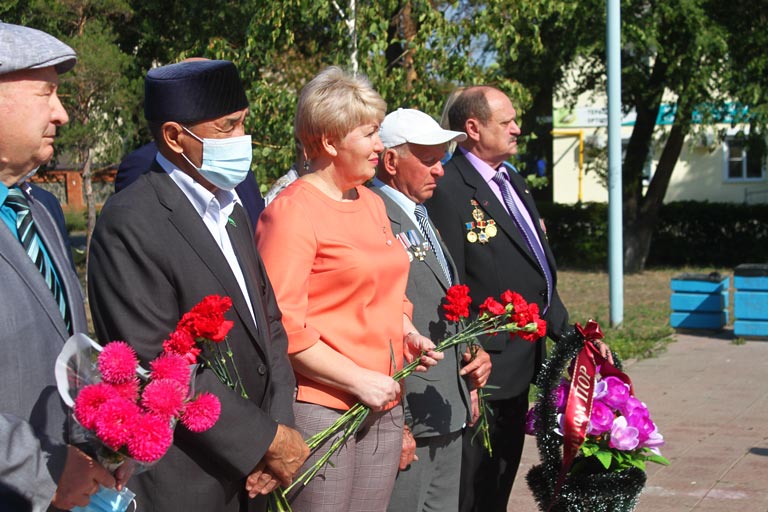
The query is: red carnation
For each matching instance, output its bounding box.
[177,295,234,342]
[163,329,201,363]
[479,297,506,316]
[444,284,472,322]
[141,379,186,419]
[127,413,174,463]
[94,398,141,450]
[181,392,221,433]
[500,290,523,306]
[74,383,120,430]
[97,341,138,384]
[150,352,192,388]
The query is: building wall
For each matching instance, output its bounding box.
[551,104,768,205]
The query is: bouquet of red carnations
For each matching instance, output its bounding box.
[268,285,546,511]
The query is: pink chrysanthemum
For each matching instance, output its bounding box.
[97,341,138,384]
[94,398,141,450]
[150,353,192,388]
[112,378,140,402]
[126,413,173,463]
[141,379,186,418]
[74,383,120,430]
[181,393,221,433]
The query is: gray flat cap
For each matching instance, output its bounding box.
[0,21,76,76]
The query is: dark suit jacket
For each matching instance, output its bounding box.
[115,142,265,227]
[426,151,570,400]
[0,185,88,510]
[371,186,471,437]
[88,164,295,512]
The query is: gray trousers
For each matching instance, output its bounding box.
[387,430,463,512]
[289,401,403,512]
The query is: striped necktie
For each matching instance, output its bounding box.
[492,170,553,309]
[6,187,71,332]
[414,204,452,285]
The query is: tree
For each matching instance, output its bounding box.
[560,0,768,272]
[475,0,605,197]
[5,0,140,291]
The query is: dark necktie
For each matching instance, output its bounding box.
[492,171,553,308]
[414,204,452,284]
[6,187,71,332]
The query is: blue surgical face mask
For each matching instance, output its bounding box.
[181,126,253,191]
[71,485,136,512]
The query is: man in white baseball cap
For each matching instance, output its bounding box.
[0,22,118,511]
[371,108,491,512]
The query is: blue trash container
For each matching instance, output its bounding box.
[734,264,768,338]
[670,272,729,330]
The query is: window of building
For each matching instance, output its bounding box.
[723,136,765,181]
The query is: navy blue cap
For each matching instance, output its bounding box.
[144,60,248,123]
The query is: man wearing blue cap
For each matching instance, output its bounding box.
[88,59,308,512]
[0,22,118,511]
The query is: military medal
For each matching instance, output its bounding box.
[486,220,498,238]
[466,200,494,244]
[406,230,427,261]
[396,232,414,262]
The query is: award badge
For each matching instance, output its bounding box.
[465,199,497,244]
[406,229,429,261]
[396,230,428,261]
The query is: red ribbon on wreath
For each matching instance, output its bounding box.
[548,320,634,511]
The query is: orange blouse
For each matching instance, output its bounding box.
[256,180,413,410]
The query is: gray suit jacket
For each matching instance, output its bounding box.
[370,186,471,437]
[0,186,87,511]
[88,166,295,512]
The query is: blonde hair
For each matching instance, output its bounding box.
[295,66,386,159]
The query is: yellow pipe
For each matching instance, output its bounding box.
[551,129,584,202]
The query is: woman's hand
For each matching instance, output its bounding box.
[351,369,401,410]
[404,332,444,372]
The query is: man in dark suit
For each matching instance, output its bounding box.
[0,22,117,511]
[88,59,308,512]
[371,108,491,512]
[426,86,573,512]
[116,140,265,226]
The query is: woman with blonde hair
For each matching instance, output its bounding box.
[255,66,441,511]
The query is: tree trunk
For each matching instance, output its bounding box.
[624,112,690,273]
[622,60,668,273]
[83,149,95,303]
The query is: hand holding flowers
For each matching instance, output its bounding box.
[270,285,545,507]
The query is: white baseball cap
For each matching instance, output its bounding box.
[380,108,466,149]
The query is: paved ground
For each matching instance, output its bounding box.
[507,329,768,512]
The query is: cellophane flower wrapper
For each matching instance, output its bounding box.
[55,333,220,475]
[525,323,667,512]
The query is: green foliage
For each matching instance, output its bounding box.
[648,201,768,267]
[577,438,669,474]
[539,201,768,269]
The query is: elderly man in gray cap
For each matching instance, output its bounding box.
[0,22,118,511]
[370,108,492,512]
[87,59,308,512]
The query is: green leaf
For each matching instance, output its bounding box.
[647,454,671,466]
[594,449,613,469]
